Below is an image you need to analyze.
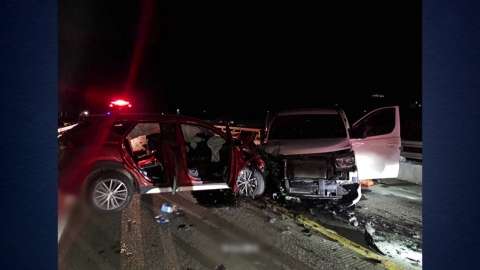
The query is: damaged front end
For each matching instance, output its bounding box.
[264,149,361,205]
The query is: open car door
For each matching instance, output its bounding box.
[350,106,401,180]
[160,122,185,194]
[224,123,238,188]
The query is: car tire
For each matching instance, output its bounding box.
[87,171,134,214]
[236,168,265,198]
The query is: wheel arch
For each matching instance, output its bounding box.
[80,161,139,196]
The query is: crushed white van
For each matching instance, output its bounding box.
[262,107,401,206]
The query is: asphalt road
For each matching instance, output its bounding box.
[58,179,422,270]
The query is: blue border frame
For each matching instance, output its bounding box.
[1,0,480,268]
[423,0,480,269]
[0,1,58,268]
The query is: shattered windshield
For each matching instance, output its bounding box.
[268,114,347,140]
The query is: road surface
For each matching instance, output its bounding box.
[58,179,422,270]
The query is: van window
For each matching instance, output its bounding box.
[268,114,347,140]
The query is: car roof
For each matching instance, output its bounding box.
[61,113,220,144]
[276,108,339,116]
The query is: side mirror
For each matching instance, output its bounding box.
[233,138,243,147]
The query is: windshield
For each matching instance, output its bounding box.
[268,114,347,140]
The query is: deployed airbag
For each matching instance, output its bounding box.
[207,136,226,162]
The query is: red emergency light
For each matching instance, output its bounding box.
[110,99,132,107]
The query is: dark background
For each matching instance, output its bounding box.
[59,0,421,123]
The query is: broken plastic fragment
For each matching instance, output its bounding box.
[364,222,385,255]
[156,217,169,223]
[174,208,185,217]
[349,217,358,227]
[161,204,174,213]
[266,217,276,223]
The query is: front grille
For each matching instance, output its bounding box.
[289,158,327,179]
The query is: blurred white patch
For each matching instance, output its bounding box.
[221,243,260,254]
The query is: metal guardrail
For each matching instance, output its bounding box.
[214,125,262,137]
[214,125,262,145]
[401,140,422,160]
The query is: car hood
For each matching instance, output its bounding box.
[263,138,351,156]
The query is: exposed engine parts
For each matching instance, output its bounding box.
[260,149,359,201]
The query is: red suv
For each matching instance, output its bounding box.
[58,113,266,213]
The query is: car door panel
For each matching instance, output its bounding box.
[350,106,401,180]
[224,123,238,187]
[159,122,187,191]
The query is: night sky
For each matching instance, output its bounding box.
[59,0,421,121]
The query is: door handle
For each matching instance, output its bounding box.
[387,142,399,148]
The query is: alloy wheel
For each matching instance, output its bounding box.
[92,179,128,211]
[237,169,258,198]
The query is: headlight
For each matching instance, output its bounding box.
[334,152,355,168]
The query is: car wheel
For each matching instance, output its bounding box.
[88,171,134,214]
[236,168,265,198]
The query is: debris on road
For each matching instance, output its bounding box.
[174,208,185,217]
[265,217,276,223]
[372,179,382,184]
[360,179,374,187]
[155,214,169,223]
[257,202,267,209]
[364,222,385,255]
[215,264,227,270]
[161,203,174,213]
[156,218,169,223]
[407,257,420,263]
[349,217,359,227]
